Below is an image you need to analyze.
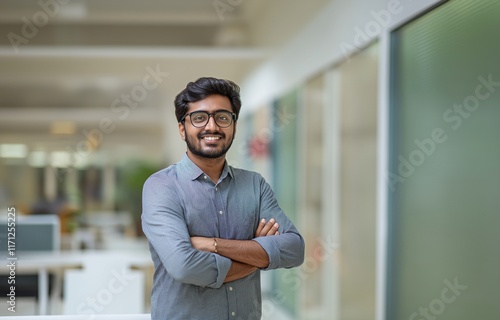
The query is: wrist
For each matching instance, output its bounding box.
[213,237,218,253]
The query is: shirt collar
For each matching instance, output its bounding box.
[180,153,234,181]
[221,161,234,181]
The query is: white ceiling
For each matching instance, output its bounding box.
[0,0,330,165]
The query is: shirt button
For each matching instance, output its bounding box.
[215,187,218,191]
[219,211,223,215]
[231,312,236,316]
[229,286,233,291]
[204,175,207,179]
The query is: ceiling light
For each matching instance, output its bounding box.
[50,121,76,135]
[0,144,28,158]
[51,151,71,168]
[28,151,47,167]
[59,1,87,20]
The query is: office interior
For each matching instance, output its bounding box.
[0,0,499,319]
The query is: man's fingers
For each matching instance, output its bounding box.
[255,218,280,237]
[255,218,266,237]
[267,222,279,236]
[261,219,279,236]
[259,219,274,236]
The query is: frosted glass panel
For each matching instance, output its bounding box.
[389,1,500,319]
[338,42,378,320]
[300,74,326,318]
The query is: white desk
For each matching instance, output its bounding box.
[0,250,153,315]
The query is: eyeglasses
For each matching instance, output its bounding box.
[181,110,236,128]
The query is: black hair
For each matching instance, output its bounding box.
[174,77,241,123]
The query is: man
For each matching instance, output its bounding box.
[142,77,304,319]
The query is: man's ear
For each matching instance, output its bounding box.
[178,122,186,140]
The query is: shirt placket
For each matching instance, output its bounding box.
[214,181,237,318]
[213,180,227,238]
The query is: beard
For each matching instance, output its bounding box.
[185,131,234,159]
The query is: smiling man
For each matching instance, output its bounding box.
[141,77,304,320]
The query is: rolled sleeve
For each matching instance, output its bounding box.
[253,232,305,270]
[213,254,232,287]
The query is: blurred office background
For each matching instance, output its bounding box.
[0,0,499,319]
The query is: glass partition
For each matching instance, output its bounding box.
[271,89,300,316]
[389,1,500,319]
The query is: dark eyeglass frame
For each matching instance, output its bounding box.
[180,110,237,128]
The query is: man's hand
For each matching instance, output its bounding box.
[255,218,279,237]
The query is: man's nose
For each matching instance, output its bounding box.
[204,115,219,130]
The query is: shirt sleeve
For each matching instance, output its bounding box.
[141,173,232,288]
[252,176,305,270]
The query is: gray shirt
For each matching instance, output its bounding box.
[142,153,304,320]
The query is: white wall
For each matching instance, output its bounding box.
[240,0,443,114]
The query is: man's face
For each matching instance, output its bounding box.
[179,94,237,159]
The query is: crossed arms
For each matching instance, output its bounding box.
[142,174,305,289]
[191,218,280,282]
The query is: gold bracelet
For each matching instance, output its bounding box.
[213,238,218,253]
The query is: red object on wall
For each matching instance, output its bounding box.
[247,136,269,158]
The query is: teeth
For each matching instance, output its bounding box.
[203,136,220,141]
